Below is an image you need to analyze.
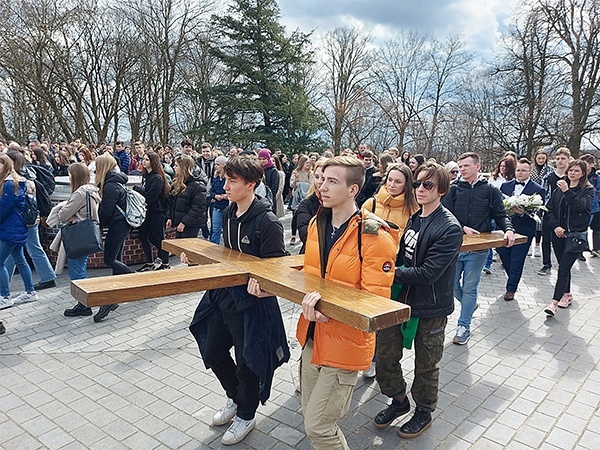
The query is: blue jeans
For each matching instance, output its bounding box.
[210,207,224,244]
[0,241,35,297]
[68,256,89,281]
[454,251,488,329]
[5,224,56,283]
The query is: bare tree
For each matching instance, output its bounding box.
[539,0,600,156]
[321,27,372,153]
[369,31,430,152]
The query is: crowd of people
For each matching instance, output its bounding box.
[1,136,599,447]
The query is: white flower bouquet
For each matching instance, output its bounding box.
[503,193,547,223]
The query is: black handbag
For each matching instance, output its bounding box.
[564,231,589,253]
[61,191,103,259]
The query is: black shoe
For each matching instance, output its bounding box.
[64,302,93,317]
[34,279,56,290]
[137,263,155,272]
[578,254,586,262]
[398,407,432,439]
[94,304,119,322]
[155,264,170,270]
[373,397,410,429]
[0,321,5,335]
[537,266,551,276]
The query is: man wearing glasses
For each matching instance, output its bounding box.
[374,162,462,438]
[497,159,545,301]
[443,152,515,345]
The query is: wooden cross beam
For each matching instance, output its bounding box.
[70,232,526,332]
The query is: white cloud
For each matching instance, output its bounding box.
[278,0,520,57]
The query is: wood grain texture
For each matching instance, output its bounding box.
[71,264,249,307]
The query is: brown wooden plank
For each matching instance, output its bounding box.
[461,232,527,252]
[162,239,410,332]
[71,264,249,307]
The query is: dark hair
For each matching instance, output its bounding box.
[580,154,597,166]
[181,139,193,147]
[116,141,123,146]
[225,156,264,188]
[411,154,425,167]
[379,154,394,175]
[492,156,516,181]
[566,159,591,188]
[414,162,451,196]
[362,150,374,159]
[33,148,47,165]
[273,154,283,171]
[518,158,531,166]
[142,151,170,197]
[401,151,410,163]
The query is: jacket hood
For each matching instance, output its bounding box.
[104,170,128,185]
[226,196,272,224]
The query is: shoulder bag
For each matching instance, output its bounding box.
[61,191,104,259]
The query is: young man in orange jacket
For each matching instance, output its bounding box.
[297,156,397,449]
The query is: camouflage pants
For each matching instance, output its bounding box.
[375,316,447,412]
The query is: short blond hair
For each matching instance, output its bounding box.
[322,156,365,191]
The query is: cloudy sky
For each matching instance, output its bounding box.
[278,0,520,59]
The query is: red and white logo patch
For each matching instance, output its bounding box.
[382,261,392,272]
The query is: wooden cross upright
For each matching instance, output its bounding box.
[70,231,526,332]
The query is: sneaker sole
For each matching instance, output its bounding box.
[373,410,410,429]
[13,298,38,305]
[398,420,432,439]
[0,303,14,310]
[453,336,470,345]
[544,308,555,317]
[221,422,255,445]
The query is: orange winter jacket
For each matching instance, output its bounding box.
[296,208,397,371]
[361,185,418,238]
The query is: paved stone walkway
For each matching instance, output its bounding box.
[1,213,599,449]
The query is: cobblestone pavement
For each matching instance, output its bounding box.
[1,212,599,449]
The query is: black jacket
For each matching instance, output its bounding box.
[134,171,168,215]
[443,177,514,234]
[189,196,289,405]
[296,193,321,253]
[263,166,280,213]
[356,165,377,207]
[545,184,595,232]
[168,176,207,228]
[395,205,463,319]
[98,171,128,228]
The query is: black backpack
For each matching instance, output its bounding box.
[34,179,52,217]
[29,164,55,194]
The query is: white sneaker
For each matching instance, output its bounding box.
[527,245,533,256]
[221,416,255,445]
[362,361,376,378]
[212,398,237,426]
[0,296,14,310]
[534,246,541,257]
[12,291,38,305]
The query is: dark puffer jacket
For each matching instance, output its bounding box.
[395,205,463,319]
[134,171,168,215]
[545,184,595,232]
[98,171,128,228]
[168,176,207,228]
[443,177,514,234]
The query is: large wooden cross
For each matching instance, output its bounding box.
[71,231,526,332]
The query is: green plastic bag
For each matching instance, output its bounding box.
[401,317,420,350]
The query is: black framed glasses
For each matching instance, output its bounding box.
[412,180,436,190]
